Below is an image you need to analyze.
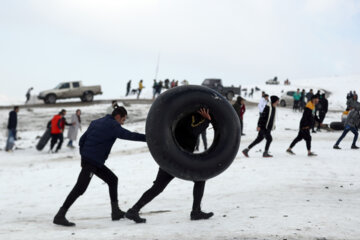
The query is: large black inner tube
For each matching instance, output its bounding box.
[146,85,241,181]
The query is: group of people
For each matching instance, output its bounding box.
[125,79,189,99]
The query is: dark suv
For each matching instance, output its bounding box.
[201,78,240,101]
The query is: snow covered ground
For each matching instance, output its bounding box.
[1,102,359,240]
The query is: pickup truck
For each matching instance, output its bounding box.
[38,81,102,104]
[201,78,240,101]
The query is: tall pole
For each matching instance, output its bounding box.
[154,51,161,80]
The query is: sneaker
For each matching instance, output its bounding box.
[351,145,359,149]
[333,145,341,149]
[308,152,317,157]
[125,209,146,223]
[242,148,249,157]
[111,202,125,221]
[286,149,295,155]
[312,130,317,133]
[190,210,214,220]
[263,152,273,158]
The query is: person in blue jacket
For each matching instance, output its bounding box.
[53,106,146,227]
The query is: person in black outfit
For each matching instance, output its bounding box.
[53,107,146,227]
[126,80,131,96]
[5,106,19,152]
[242,96,279,158]
[317,93,328,131]
[287,95,319,156]
[125,108,214,223]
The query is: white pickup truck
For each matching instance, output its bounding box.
[38,81,102,104]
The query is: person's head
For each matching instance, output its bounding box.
[262,91,265,97]
[297,88,300,92]
[112,106,127,125]
[311,95,319,104]
[264,94,269,101]
[140,80,143,83]
[270,95,279,106]
[59,109,66,116]
[76,109,81,116]
[14,106,19,112]
[321,93,326,99]
[310,89,313,93]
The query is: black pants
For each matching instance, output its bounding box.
[289,129,311,151]
[196,131,208,150]
[318,111,327,129]
[131,168,205,212]
[248,128,272,151]
[50,133,63,151]
[240,118,244,134]
[61,160,118,210]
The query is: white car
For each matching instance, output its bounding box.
[280,91,296,107]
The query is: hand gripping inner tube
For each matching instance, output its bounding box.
[146,85,241,181]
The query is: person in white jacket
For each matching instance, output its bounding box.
[258,93,269,114]
[67,109,81,148]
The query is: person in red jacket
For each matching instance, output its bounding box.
[50,109,71,153]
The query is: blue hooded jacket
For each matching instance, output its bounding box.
[79,115,146,167]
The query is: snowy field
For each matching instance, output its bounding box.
[0,101,359,240]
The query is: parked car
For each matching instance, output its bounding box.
[279,89,330,107]
[38,81,102,104]
[266,78,280,85]
[201,78,240,101]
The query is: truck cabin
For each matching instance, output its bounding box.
[55,81,81,89]
[202,79,223,88]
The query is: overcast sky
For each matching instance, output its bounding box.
[1,0,359,99]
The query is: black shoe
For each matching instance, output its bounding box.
[351,145,359,149]
[263,151,273,158]
[125,208,146,223]
[111,201,125,221]
[308,152,317,157]
[242,148,249,157]
[333,145,341,150]
[53,207,75,227]
[241,133,246,136]
[190,210,214,220]
[286,148,295,155]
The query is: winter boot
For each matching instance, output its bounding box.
[286,148,295,155]
[333,145,341,150]
[125,208,146,223]
[263,151,273,158]
[53,207,75,227]
[190,210,214,220]
[351,145,359,149]
[242,148,249,157]
[111,201,125,221]
[308,152,317,157]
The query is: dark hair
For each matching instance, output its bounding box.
[14,106,19,110]
[311,95,319,100]
[59,109,66,115]
[112,106,127,117]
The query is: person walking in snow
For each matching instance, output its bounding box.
[25,87,33,104]
[125,108,214,224]
[293,89,301,112]
[67,109,81,148]
[53,106,146,227]
[306,89,314,103]
[317,93,328,131]
[300,89,306,111]
[233,96,246,136]
[49,109,72,153]
[242,96,279,158]
[5,106,19,152]
[333,107,359,150]
[286,95,319,157]
[137,80,144,99]
[258,93,269,115]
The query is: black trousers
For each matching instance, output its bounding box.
[131,168,205,212]
[240,118,244,134]
[248,128,272,151]
[50,133,63,151]
[318,111,327,125]
[289,129,311,151]
[61,160,118,210]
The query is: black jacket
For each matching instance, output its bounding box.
[258,105,275,130]
[320,98,328,113]
[175,113,210,152]
[7,110,17,130]
[300,102,315,129]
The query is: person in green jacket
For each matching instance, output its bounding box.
[293,88,301,112]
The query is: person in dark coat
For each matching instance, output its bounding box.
[333,107,360,149]
[5,106,19,152]
[25,87,33,103]
[286,95,319,156]
[53,106,146,227]
[317,93,328,131]
[306,89,313,103]
[242,96,279,158]
[233,96,246,136]
[125,108,214,223]
[126,80,131,96]
[300,89,306,111]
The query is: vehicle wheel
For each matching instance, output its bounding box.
[330,122,344,131]
[280,100,286,107]
[226,91,234,101]
[83,92,94,102]
[45,94,56,104]
[146,85,241,181]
